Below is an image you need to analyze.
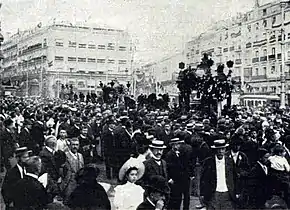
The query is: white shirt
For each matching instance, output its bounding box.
[231,151,239,164]
[215,156,228,192]
[69,150,78,160]
[45,146,54,154]
[114,182,145,210]
[257,161,268,175]
[268,155,290,172]
[25,172,39,180]
[16,164,26,179]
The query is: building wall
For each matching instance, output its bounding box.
[1,23,134,97]
[186,1,290,97]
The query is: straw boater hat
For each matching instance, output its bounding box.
[118,157,145,181]
[211,139,229,149]
[149,139,167,149]
[169,138,184,145]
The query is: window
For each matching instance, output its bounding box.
[55,56,64,61]
[263,49,267,56]
[98,45,105,50]
[262,87,267,92]
[255,68,259,75]
[107,43,115,50]
[263,67,267,74]
[263,9,267,16]
[55,39,63,47]
[79,44,86,48]
[271,66,275,74]
[69,41,77,48]
[263,19,267,28]
[78,81,85,88]
[272,47,275,55]
[87,58,96,63]
[247,25,251,32]
[97,59,105,63]
[88,44,96,49]
[69,68,74,72]
[78,57,86,62]
[119,60,127,65]
[108,59,115,64]
[271,18,276,27]
[119,46,126,51]
[271,86,276,92]
[255,22,259,30]
[68,57,77,62]
[43,39,47,47]
[255,51,259,57]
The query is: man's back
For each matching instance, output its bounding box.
[13,175,48,210]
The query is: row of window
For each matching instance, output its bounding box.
[55,56,128,64]
[56,41,127,51]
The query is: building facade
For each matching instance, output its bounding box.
[1,22,134,98]
[137,52,184,97]
[186,0,290,105]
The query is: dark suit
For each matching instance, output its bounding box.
[39,147,58,180]
[68,125,81,138]
[136,199,156,210]
[114,126,132,171]
[1,165,22,207]
[200,156,235,209]
[242,162,271,209]
[31,121,45,154]
[19,127,33,148]
[13,175,50,210]
[141,158,168,187]
[0,128,17,169]
[102,127,116,179]
[165,145,194,210]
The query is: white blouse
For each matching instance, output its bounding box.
[114,182,145,210]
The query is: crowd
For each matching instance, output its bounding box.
[0,96,290,209]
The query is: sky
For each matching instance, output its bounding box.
[0,0,276,64]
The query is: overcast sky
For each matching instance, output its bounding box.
[0,0,275,64]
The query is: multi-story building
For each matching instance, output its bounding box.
[1,21,134,97]
[186,0,290,105]
[137,52,184,97]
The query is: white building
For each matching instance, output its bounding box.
[1,22,134,97]
[186,0,290,105]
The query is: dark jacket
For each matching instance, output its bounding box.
[67,182,111,210]
[136,199,156,210]
[200,155,235,204]
[31,121,45,149]
[39,147,58,181]
[101,127,115,167]
[114,126,132,168]
[1,165,22,205]
[141,158,168,187]
[13,175,50,210]
[0,128,17,159]
[19,127,33,148]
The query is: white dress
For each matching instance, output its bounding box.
[114,182,145,210]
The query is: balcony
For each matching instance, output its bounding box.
[260,56,267,62]
[235,59,242,64]
[269,54,276,60]
[251,75,267,80]
[252,57,259,63]
[277,53,282,60]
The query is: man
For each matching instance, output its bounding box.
[31,114,45,154]
[78,126,94,164]
[19,119,33,148]
[165,138,194,210]
[137,175,170,210]
[0,118,18,170]
[13,156,50,209]
[56,129,70,152]
[242,149,271,209]
[2,147,30,208]
[101,119,116,179]
[68,117,81,138]
[141,140,168,187]
[200,139,236,210]
[61,138,84,204]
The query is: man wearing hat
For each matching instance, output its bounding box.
[137,175,170,210]
[141,140,168,187]
[165,138,194,210]
[19,119,33,148]
[200,139,236,210]
[31,114,46,154]
[2,147,30,208]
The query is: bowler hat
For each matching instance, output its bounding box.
[194,123,204,131]
[145,175,170,195]
[211,139,229,149]
[15,147,30,157]
[186,123,194,130]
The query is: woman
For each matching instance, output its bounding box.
[67,164,111,210]
[114,157,145,210]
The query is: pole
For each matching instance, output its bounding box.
[26,70,28,97]
[57,68,60,98]
[89,73,92,95]
[40,67,43,97]
[105,56,109,85]
[280,1,286,109]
